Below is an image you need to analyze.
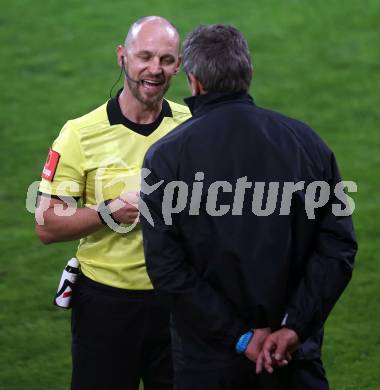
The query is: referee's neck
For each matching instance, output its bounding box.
[118,86,163,124]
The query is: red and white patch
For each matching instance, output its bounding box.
[42,149,60,181]
[62,290,72,298]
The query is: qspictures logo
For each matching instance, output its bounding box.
[26,165,357,233]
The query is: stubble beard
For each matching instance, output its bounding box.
[127,77,171,110]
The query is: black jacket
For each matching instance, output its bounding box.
[140,92,357,368]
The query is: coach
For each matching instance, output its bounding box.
[140,24,357,389]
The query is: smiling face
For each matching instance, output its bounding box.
[120,18,181,108]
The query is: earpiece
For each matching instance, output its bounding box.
[110,55,125,99]
[120,56,140,84]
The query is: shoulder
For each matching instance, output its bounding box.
[166,99,191,115]
[255,105,332,156]
[166,99,192,122]
[64,102,109,135]
[53,102,110,153]
[144,120,192,173]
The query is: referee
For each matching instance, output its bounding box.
[35,16,190,390]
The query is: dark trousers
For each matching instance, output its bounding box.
[174,358,329,390]
[71,274,173,390]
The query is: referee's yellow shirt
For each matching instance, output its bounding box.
[39,94,191,289]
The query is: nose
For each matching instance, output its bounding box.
[147,57,162,76]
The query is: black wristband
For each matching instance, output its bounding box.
[97,199,119,226]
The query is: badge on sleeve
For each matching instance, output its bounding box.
[42,148,61,182]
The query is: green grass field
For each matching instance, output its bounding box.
[1,0,379,389]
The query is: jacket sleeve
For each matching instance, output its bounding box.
[140,147,250,349]
[283,153,357,342]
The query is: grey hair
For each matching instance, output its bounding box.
[182,24,253,93]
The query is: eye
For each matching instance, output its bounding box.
[138,55,150,61]
[137,52,152,61]
[161,56,175,65]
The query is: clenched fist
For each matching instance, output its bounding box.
[109,192,140,224]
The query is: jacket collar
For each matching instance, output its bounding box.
[184,91,254,115]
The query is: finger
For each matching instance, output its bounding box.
[256,352,264,374]
[127,210,139,217]
[127,215,139,224]
[269,353,285,368]
[124,208,137,217]
[121,201,139,210]
[273,337,288,362]
[286,352,292,361]
[119,195,139,207]
[118,211,139,224]
[274,359,289,368]
[264,359,274,374]
[109,198,125,213]
[263,339,275,367]
[126,204,139,211]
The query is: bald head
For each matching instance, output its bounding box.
[125,16,180,53]
[117,16,181,109]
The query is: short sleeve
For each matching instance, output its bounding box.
[39,121,85,198]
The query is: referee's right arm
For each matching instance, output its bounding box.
[35,194,139,244]
[35,195,104,244]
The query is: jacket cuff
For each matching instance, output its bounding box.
[226,321,252,351]
[280,310,313,343]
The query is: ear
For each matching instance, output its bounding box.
[173,55,182,75]
[117,45,126,68]
[187,73,206,96]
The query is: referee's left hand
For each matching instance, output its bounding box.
[109,192,139,224]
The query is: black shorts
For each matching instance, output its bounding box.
[71,274,173,390]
